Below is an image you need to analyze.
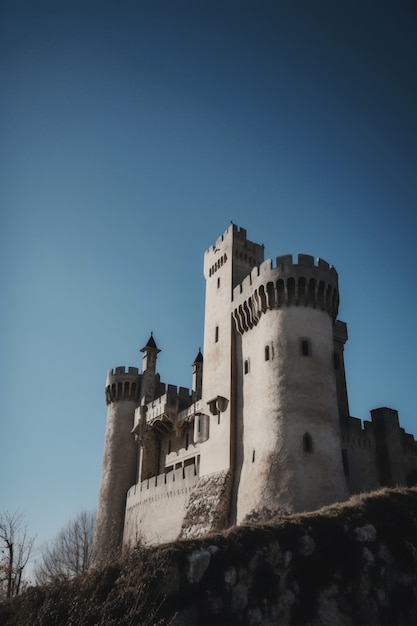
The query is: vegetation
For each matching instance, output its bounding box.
[0,510,35,600]
[34,511,95,584]
[0,488,416,625]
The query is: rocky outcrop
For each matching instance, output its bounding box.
[1,487,416,626]
[180,470,232,539]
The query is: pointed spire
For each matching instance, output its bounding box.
[140,332,160,353]
[193,348,203,363]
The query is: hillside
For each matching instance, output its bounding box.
[1,487,416,626]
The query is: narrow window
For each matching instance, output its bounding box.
[185,433,189,450]
[252,450,255,463]
[265,345,270,361]
[244,359,249,374]
[217,277,220,288]
[215,326,219,342]
[303,433,313,453]
[301,339,310,356]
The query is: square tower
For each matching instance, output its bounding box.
[199,225,264,475]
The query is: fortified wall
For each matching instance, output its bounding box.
[92,224,417,564]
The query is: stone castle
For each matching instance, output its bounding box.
[92,224,417,563]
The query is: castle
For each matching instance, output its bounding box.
[92,224,417,563]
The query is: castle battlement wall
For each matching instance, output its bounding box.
[127,464,198,503]
[233,253,338,299]
[107,366,140,378]
[105,367,141,405]
[205,224,248,256]
[178,399,203,420]
[232,254,339,334]
[124,464,199,547]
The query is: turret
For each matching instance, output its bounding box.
[232,253,349,522]
[92,366,140,565]
[192,349,203,401]
[140,333,160,404]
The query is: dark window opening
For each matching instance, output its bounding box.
[185,433,189,450]
[265,345,270,361]
[301,339,310,356]
[244,359,249,374]
[217,277,220,288]
[303,433,313,453]
[252,450,255,463]
[215,326,219,342]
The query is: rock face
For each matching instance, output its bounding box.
[170,491,417,626]
[1,488,416,626]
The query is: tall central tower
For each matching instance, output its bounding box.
[199,225,264,476]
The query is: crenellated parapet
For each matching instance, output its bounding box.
[105,366,141,405]
[232,253,339,333]
[204,224,264,280]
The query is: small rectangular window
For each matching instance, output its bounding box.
[215,326,219,342]
[300,339,311,356]
[265,345,270,361]
[217,277,221,288]
[244,359,249,374]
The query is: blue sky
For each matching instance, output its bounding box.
[1,0,416,568]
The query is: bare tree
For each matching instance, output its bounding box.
[0,509,35,599]
[34,510,95,584]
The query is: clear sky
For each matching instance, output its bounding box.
[1,1,416,569]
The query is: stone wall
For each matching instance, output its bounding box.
[123,465,198,546]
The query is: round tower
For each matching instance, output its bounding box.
[92,366,140,564]
[232,253,349,523]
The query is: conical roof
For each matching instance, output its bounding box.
[140,332,160,352]
[193,348,203,363]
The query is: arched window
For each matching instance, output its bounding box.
[303,432,313,453]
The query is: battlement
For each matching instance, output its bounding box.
[107,366,140,378]
[205,224,248,256]
[232,253,339,333]
[342,410,417,453]
[144,385,193,422]
[204,224,264,280]
[105,366,141,405]
[127,459,198,509]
